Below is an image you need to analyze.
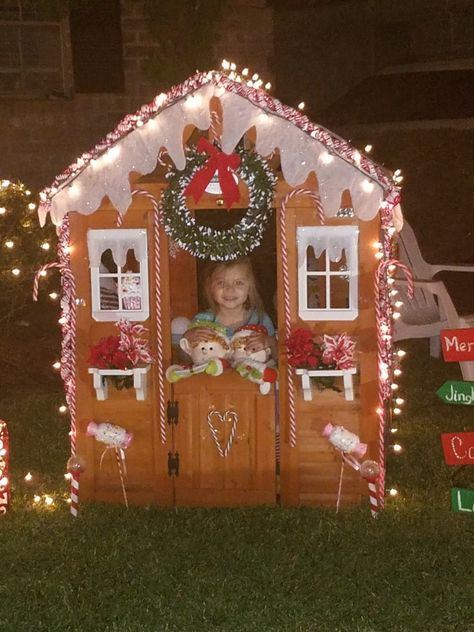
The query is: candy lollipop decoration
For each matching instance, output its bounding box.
[322,423,367,512]
[87,421,132,507]
[360,459,380,519]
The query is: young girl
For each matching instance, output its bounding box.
[184,257,276,357]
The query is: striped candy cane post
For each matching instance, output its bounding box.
[366,478,379,518]
[279,189,326,447]
[131,189,167,445]
[375,258,413,508]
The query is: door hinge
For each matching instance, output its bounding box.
[167,399,179,425]
[168,451,180,477]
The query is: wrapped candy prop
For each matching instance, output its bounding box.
[87,421,132,507]
[322,423,367,513]
[322,423,367,458]
[87,421,132,449]
[66,454,86,518]
[360,459,380,519]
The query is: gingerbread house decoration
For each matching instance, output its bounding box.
[38,69,406,510]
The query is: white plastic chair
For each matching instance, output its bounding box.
[393,221,474,381]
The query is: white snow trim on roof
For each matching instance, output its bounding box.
[219,91,383,219]
[45,83,214,226]
[43,81,383,226]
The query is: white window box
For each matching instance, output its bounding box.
[295,367,357,401]
[88,367,150,401]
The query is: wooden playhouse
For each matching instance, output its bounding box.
[38,69,404,510]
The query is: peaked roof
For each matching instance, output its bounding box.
[38,70,399,227]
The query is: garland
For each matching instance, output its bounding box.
[161,146,276,261]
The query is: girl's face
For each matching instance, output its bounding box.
[210,265,250,311]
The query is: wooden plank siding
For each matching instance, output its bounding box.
[275,180,380,507]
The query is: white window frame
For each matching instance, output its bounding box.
[88,228,149,322]
[297,225,359,321]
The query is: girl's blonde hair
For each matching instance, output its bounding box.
[203,257,264,315]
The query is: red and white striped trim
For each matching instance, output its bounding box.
[131,189,167,445]
[279,188,325,447]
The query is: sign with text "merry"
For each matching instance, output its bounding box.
[441,328,474,362]
[437,381,474,405]
[441,432,474,465]
[451,488,474,514]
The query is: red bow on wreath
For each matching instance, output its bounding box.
[184,138,241,208]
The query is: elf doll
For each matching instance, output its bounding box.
[166,321,231,383]
[230,325,278,395]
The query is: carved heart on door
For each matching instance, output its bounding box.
[206,409,239,457]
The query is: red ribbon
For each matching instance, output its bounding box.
[184,138,241,208]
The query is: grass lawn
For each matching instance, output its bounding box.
[0,340,473,632]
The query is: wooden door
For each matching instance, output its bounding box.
[171,372,276,506]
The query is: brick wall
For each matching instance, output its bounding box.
[0,0,274,191]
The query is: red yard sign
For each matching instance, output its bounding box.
[441,432,474,466]
[440,328,474,362]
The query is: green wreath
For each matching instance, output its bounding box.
[161,146,277,261]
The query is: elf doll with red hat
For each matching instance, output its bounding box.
[230,325,278,395]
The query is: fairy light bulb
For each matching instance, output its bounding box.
[252,73,259,81]
[59,405,67,414]
[265,82,271,90]
[44,495,54,506]
[58,317,66,325]
[28,202,36,210]
[364,144,373,153]
[5,240,14,248]
[393,407,402,415]
[49,292,58,300]
[221,59,230,70]
[230,62,236,71]
[0,207,6,214]
[33,495,41,503]
[395,398,404,405]
[391,383,399,390]
[394,368,402,376]
[1,179,11,188]
[392,443,403,453]
[52,361,61,370]
[397,349,406,358]
[39,270,47,278]
[389,488,399,497]
[64,472,72,481]
[24,472,33,482]
[375,252,384,260]
[297,101,305,110]
[41,242,50,251]
[242,67,249,76]
[394,300,403,308]
[390,428,399,433]
[11,268,20,276]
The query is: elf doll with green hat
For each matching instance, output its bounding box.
[166,321,231,383]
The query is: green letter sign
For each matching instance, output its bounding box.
[451,488,474,514]
[437,381,474,406]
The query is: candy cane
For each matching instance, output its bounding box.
[279,189,325,447]
[375,258,413,508]
[131,189,167,444]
